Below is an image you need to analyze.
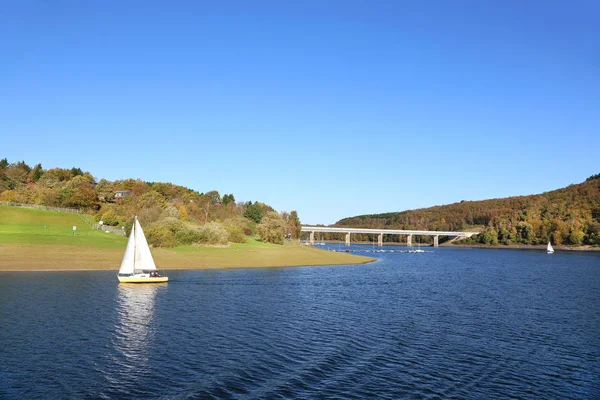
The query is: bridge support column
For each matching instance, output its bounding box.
[345,232,351,247]
[378,233,383,247]
[310,231,315,246]
[433,235,439,247]
[407,235,412,247]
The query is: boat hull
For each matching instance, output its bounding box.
[118,276,168,283]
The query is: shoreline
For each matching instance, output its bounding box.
[0,242,376,272]
[444,243,600,251]
[314,241,600,252]
[0,260,376,273]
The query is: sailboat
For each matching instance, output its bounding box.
[410,237,425,253]
[117,216,168,283]
[547,241,554,254]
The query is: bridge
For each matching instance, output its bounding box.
[300,226,479,247]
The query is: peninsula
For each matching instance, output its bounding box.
[0,206,374,271]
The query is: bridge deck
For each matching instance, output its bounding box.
[301,226,478,237]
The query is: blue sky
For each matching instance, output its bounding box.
[1,1,598,224]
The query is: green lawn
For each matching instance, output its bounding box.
[0,206,125,248]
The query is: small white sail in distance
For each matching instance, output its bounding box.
[118,217,157,274]
[547,241,554,254]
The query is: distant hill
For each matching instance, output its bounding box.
[335,175,600,246]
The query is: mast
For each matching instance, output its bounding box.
[133,216,137,272]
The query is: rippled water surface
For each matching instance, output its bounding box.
[1,247,599,399]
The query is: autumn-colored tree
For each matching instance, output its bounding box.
[60,175,100,210]
[178,205,188,221]
[568,228,585,245]
[257,211,286,244]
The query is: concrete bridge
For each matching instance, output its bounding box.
[300,226,479,247]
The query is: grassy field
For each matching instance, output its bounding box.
[0,206,374,271]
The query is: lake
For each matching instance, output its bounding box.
[1,246,599,399]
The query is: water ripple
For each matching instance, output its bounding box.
[1,249,599,398]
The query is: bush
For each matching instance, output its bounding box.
[223,219,247,243]
[144,223,177,247]
[145,218,201,247]
[100,209,120,226]
[196,222,229,245]
[161,206,181,220]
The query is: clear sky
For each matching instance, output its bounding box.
[1,1,598,225]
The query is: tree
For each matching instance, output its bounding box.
[0,158,8,169]
[244,202,265,223]
[479,227,498,245]
[3,162,30,189]
[206,190,221,206]
[222,193,235,205]
[60,175,100,210]
[70,167,83,177]
[568,228,585,245]
[28,163,44,182]
[289,210,302,239]
[586,173,600,181]
[551,230,563,246]
[257,211,286,244]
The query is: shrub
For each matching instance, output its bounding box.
[100,209,120,226]
[196,222,229,245]
[161,206,181,220]
[223,219,247,243]
[145,218,201,247]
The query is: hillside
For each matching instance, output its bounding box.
[335,175,600,246]
[0,157,302,247]
[0,206,374,271]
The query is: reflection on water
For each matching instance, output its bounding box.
[109,284,166,389]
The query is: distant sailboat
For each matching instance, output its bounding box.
[410,237,425,253]
[547,242,554,254]
[117,216,168,283]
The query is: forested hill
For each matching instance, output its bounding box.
[336,175,600,246]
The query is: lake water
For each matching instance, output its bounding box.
[1,246,599,399]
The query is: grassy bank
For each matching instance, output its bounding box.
[0,206,374,271]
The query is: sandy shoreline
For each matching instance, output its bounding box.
[0,243,375,272]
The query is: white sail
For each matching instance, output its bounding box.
[133,218,157,271]
[118,220,136,275]
[547,242,554,253]
[118,217,157,274]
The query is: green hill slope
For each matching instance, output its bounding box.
[0,206,125,248]
[335,176,600,246]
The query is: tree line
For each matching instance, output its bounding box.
[0,158,302,247]
[334,175,600,247]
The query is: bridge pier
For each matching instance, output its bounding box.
[345,232,351,246]
[433,235,439,247]
[407,234,412,247]
[310,231,315,246]
[378,233,383,247]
